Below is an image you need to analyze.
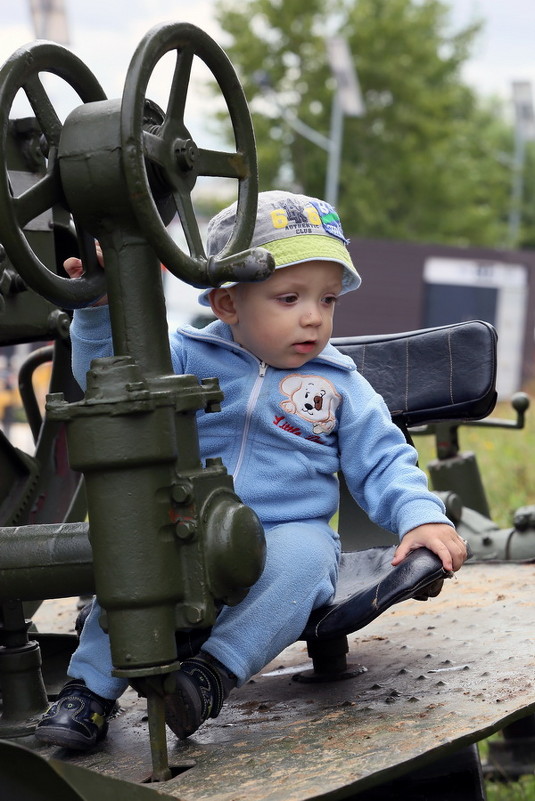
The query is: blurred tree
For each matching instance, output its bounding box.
[214,0,521,248]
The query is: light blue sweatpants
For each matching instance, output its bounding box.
[68,521,340,699]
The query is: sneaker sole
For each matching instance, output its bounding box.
[163,685,200,739]
[35,723,106,751]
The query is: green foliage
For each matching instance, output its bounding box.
[214,0,529,248]
[480,736,535,798]
[486,778,535,801]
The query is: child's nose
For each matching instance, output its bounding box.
[301,304,323,325]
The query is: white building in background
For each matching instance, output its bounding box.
[423,257,528,398]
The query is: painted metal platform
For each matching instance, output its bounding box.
[3,561,535,800]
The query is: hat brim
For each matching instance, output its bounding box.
[198,234,360,307]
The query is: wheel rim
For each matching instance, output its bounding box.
[0,41,108,308]
[120,22,259,288]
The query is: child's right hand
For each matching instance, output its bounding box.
[64,243,108,306]
[392,523,467,572]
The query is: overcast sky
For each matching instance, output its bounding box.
[448,0,535,102]
[1,0,534,113]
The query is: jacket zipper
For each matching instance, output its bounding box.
[233,360,267,481]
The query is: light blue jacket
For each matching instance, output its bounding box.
[70,310,451,536]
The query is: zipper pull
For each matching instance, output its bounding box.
[259,361,267,377]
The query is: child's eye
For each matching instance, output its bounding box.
[277,294,298,304]
[323,295,338,305]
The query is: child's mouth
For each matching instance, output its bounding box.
[294,341,316,354]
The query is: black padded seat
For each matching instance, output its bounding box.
[294,546,449,680]
[301,546,447,643]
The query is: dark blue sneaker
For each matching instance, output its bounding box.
[133,655,234,739]
[35,679,116,750]
[163,654,239,739]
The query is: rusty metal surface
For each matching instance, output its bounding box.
[17,562,535,800]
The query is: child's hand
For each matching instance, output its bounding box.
[392,523,467,572]
[64,243,107,306]
[63,256,85,280]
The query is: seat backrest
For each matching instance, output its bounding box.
[331,320,498,550]
[332,320,497,428]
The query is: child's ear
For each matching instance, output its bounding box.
[208,287,239,324]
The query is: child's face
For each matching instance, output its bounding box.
[219,261,343,369]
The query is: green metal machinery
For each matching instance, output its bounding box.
[0,22,271,782]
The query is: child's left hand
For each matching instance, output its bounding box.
[392,523,467,572]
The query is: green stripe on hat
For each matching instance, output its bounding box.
[261,234,361,293]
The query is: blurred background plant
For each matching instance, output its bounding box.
[415,385,535,528]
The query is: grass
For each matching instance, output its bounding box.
[413,388,535,529]
[486,781,535,801]
[413,389,535,799]
[478,735,535,800]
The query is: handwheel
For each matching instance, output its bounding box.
[0,41,108,308]
[121,22,274,288]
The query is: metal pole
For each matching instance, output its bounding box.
[254,37,363,206]
[507,81,535,249]
[507,120,526,249]
[325,91,344,207]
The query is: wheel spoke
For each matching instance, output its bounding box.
[196,148,250,179]
[160,45,194,139]
[23,74,62,144]
[12,172,61,227]
[172,190,205,260]
[142,130,169,168]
